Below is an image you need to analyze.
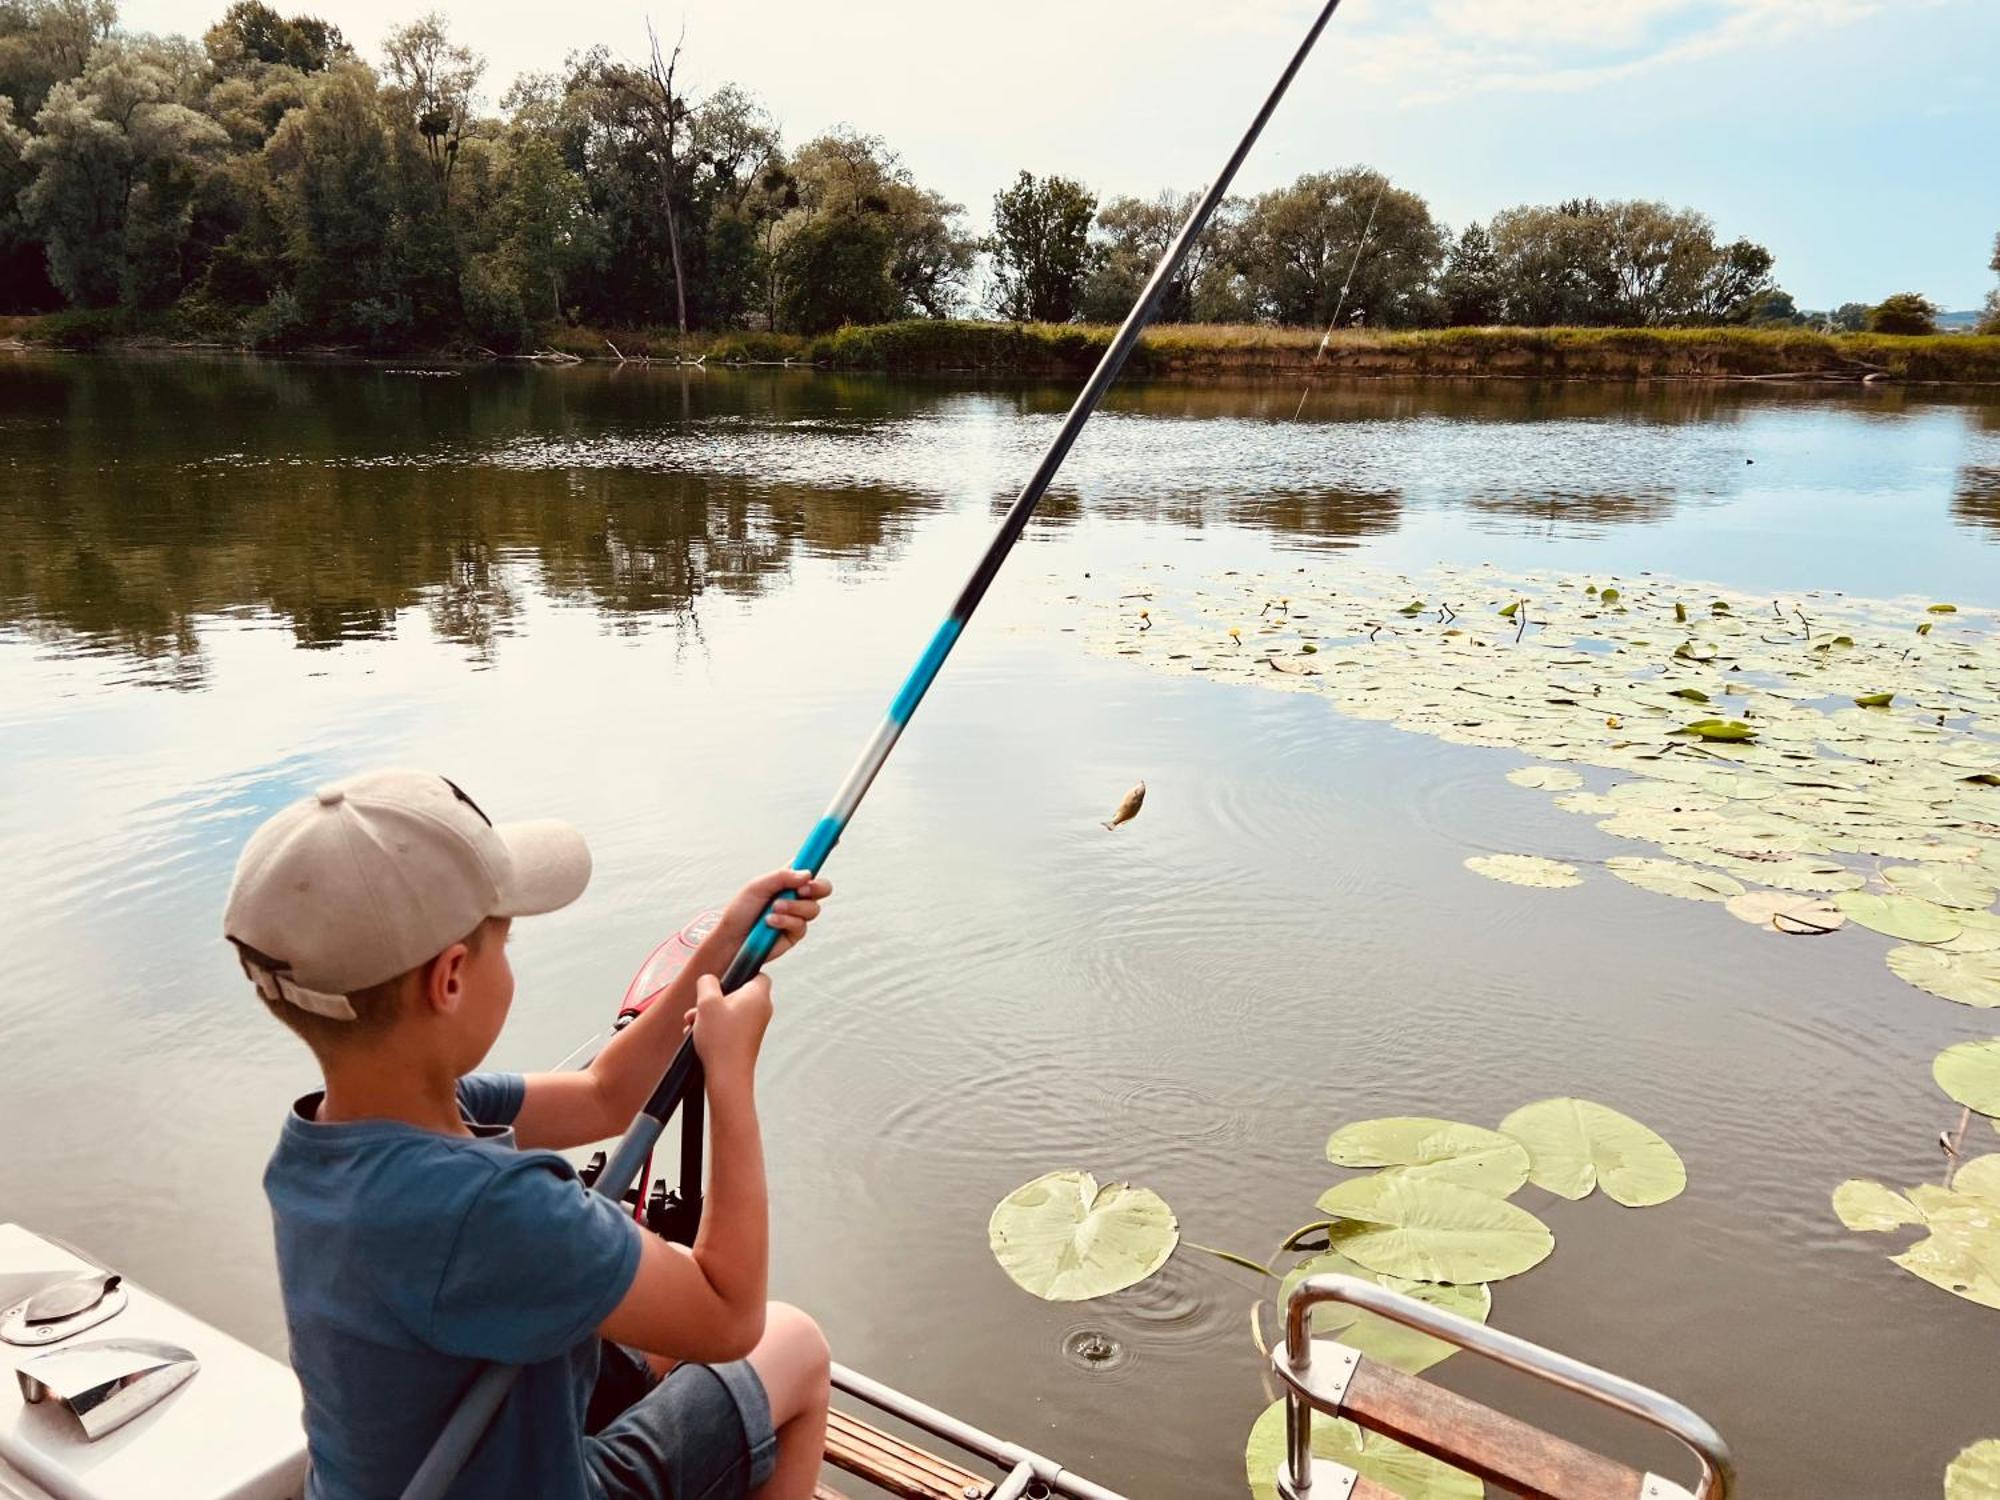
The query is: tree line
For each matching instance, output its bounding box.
[2,1,1994,350]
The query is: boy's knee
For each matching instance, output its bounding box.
[767,1301,831,1378]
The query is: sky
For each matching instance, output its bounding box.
[121,0,2000,310]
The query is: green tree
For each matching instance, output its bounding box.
[0,0,114,121]
[1978,232,1999,336]
[988,170,1096,322]
[1237,169,1443,328]
[776,208,896,332]
[380,12,479,195]
[1825,301,1870,332]
[783,128,971,323]
[20,38,229,307]
[1867,291,1938,335]
[205,2,345,74]
[1489,198,1774,326]
[1079,189,1238,324]
[268,61,395,336]
[496,133,596,320]
[1437,222,1502,326]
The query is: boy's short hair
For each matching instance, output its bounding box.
[241,920,493,1050]
[224,768,589,1024]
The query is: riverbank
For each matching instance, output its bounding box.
[7,311,1999,384]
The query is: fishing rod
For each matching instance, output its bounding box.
[401,3,1345,1493]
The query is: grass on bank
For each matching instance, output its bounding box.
[8,308,1999,383]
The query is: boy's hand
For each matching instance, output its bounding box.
[685,973,772,1091]
[718,867,833,964]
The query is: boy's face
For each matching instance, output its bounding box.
[447,917,516,1074]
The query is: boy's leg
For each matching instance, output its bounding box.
[747,1303,831,1500]
[586,1302,829,1500]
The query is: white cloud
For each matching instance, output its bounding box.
[1338,0,1897,102]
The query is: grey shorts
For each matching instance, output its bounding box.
[585,1343,778,1500]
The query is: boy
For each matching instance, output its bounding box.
[223,768,834,1500]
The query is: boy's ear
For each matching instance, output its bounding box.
[424,942,473,1017]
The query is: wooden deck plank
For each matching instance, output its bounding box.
[1342,1359,1645,1499]
[825,1407,989,1500]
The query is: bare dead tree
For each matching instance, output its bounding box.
[643,19,689,335]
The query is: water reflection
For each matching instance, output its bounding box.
[1956,465,2000,537]
[5,357,2000,682]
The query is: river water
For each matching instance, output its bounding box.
[3,355,1999,1496]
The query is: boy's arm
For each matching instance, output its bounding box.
[510,868,829,1152]
[598,975,769,1362]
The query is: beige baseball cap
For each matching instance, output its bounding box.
[223,768,591,1020]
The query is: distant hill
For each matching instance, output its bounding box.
[1938,309,1984,330]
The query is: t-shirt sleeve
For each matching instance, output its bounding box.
[456,1071,526,1127]
[424,1154,643,1364]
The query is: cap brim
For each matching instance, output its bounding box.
[493,819,592,918]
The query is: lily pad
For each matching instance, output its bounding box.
[1852,692,1895,708]
[1506,766,1583,792]
[1498,1098,1687,1207]
[1888,947,2000,1008]
[1946,1440,2000,1500]
[1605,857,1744,903]
[1325,1118,1532,1196]
[1246,1402,1482,1500]
[1881,865,2000,910]
[1315,1175,1554,1283]
[1891,1212,2000,1312]
[1675,718,1757,743]
[1831,1179,1924,1232]
[1833,892,1965,945]
[1464,854,1583,890]
[988,1171,1178,1301]
[1724,890,1845,935]
[1277,1250,1491,1375]
[1935,1039,2000,1116]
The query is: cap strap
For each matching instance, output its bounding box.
[231,941,358,1022]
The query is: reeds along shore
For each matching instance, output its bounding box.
[9,313,2000,383]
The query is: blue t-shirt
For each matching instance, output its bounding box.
[265,1073,643,1500]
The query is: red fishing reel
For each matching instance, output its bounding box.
[616,909,723,1028]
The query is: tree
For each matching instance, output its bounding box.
[782,128,972,323]
[1825,301,1870,333]
[380,12,480,195]
[988,170,1096,323]
[1488,198,1774,327]
[20,38,229,306]
[1079,189,1236,324]
[1237,169,1443,328]
[268,61,396,336]
[496,133,596,320]
[0,0,115,120]
[1867,292,1938,335]
[1979,231,2000,336]
[1437,222,1502,326]
[776,209,896,332]
[205,3,345,74]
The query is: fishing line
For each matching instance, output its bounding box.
[402,4,1349,1493]
[1292,169,1388,420]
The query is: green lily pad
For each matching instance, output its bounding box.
[1315,1175,1554,1283]
[1958,1155,2000,1204]
[1834,892,1965,945]
[1935,1039,2000,1116]
[1941,912,2000,955]
[1669,687,1710,703]
[1553,791,1620,816]
[1277,1250,1491,1375]
[1891,1211,2000,1312]
[1506,766,1584,792]
[1880,865,2000,910]
[1246,1401,1482,1500]
[1888,947,2000,1008]
[1605,857,1744,902]
[1946,1440,2000,1500]
[1831,1179,1924,1232]
[1498,1098,1687,1207]
[1676,718,1757,743]
[988,1170,1178,1301]
[1464,854,1582,889]
[1853,692,1895,708]
[1325,1118,1531,1196]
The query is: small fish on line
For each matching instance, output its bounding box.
[1103,781,1146,830]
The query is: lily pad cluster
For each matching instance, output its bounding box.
[1078,564,2000,1019]
[1245,1103,1682,1499]
[1832,1041,2000,1313]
